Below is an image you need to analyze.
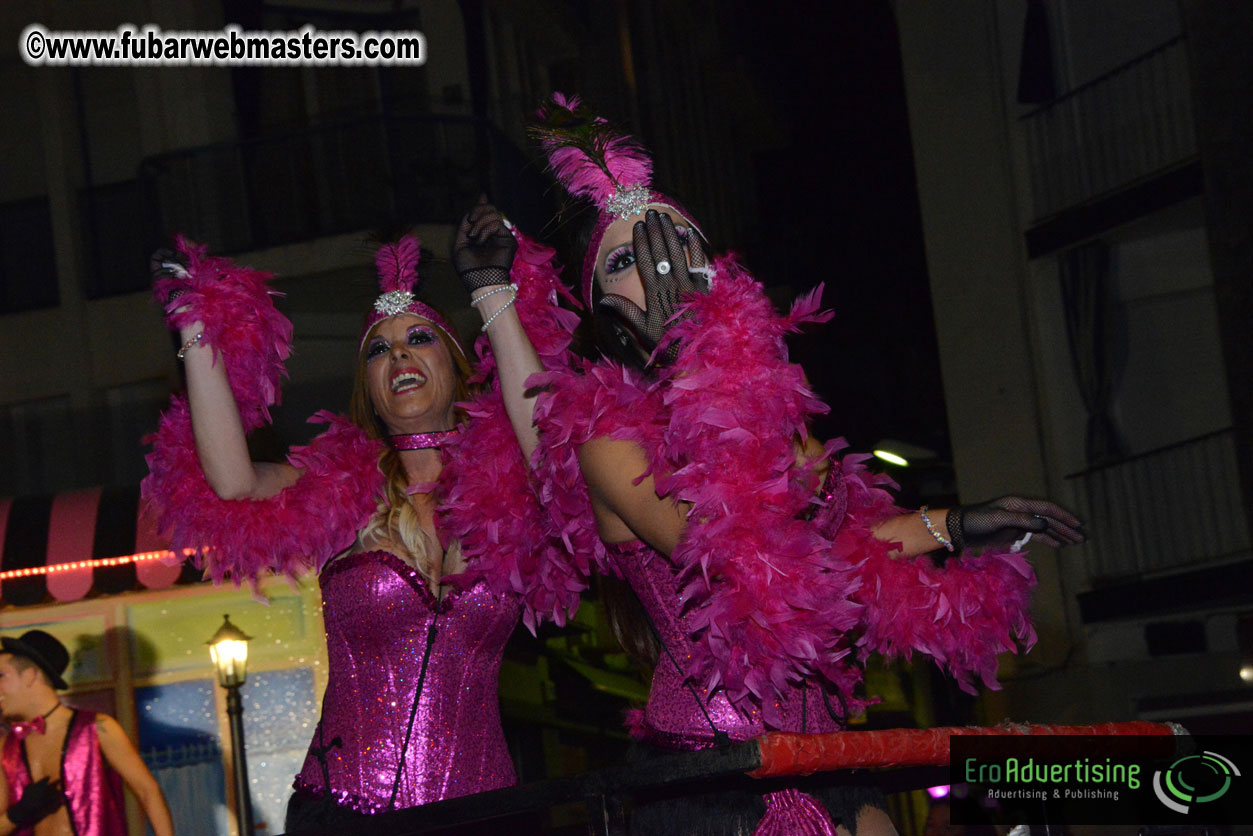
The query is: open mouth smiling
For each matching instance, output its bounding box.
[390,368,427,394]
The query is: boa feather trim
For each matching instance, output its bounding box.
[645,259,864,725]
[532,256,1039,726]
[154,236,291,431]
[143,407,383,585]
[436,230,593,632]
[819,451,1039,692]
[145,239,383,586]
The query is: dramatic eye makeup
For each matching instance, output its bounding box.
[603,244,636,277]
[406,325,437,346]
[366,338,389,359]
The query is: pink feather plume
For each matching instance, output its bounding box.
[533,93,653,207]
[375,235,421,293]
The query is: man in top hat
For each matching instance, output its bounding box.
[0,630,173,836]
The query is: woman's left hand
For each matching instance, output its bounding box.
[947,496,1085,551]
[452,196,517,293]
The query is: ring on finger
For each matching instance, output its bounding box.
[656,260,672,275]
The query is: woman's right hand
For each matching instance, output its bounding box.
[452,196,517,293]
[150,246,193,323]
[599,209,710,363]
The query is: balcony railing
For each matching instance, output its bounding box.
[1022,37,1196,221]
[76,114,544,300]
[1066,429,1251,582]
[140,113,526,253]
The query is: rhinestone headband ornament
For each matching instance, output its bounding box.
[604,184,652,220]
[361,235,465,361]
[374,289,416,318]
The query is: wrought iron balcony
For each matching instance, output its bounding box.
[1022,36,1197,224]
[1066,429,1251,585]
[78,114,541,299]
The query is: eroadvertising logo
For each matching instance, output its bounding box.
[950,735,1252,826]
[1152,750,1240,814]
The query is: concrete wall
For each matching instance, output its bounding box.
[891,1,1240,724]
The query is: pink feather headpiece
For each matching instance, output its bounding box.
[532,93,700,309]
[361,234,464,360]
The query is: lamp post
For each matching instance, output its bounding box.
[208,614,254,836]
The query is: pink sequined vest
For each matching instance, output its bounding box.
[2,709,126,836]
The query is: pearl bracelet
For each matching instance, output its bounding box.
[479,286,518,332]
[919,506,954,552]
[469,282,518,307]
[177,331,204,360]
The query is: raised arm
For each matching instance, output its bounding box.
[451,199,544,459]
[95,714,174,836]
[152,250,300,500]
[178,319,299,499]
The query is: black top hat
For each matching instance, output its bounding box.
[1,630,69,690]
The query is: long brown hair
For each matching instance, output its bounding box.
[347,314,475,579]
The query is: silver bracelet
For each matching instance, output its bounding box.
[479,287,518,332]
[919,506,954,552]
[177,331,204,360]
[470,282,518,307]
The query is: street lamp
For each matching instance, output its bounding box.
[208,614,254,836]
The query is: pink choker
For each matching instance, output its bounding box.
[388,430,458,450]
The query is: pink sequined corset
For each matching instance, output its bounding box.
[294,550,521,813]
[605,541,845,748]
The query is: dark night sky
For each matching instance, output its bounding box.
[724,2,949,461]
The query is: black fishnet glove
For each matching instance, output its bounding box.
[946,496,1084,551]
[7,777,64,827]
[452,197,517,293]
[150,247,193,321]
[600,209,710,365]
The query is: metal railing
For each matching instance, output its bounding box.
[138,114,508,254]
[1065,429,1251,581]
[71,114,547,302]
[1022,37,1196,220]
[281,723,1178,835]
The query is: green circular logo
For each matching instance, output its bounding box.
[1153,751,1240,814]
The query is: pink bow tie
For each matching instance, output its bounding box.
[10,716,46,741]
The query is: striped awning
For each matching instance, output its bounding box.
[0,487,202,608]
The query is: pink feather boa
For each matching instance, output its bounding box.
[532,256,1038,722]
[436,231,593,632]
[153,237,291,429]
[143,407,383,584]
[142,239,382,584]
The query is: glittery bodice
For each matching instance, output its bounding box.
[295,550,520,813]
[606,541,845,747]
